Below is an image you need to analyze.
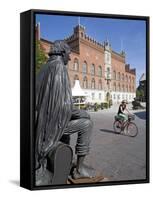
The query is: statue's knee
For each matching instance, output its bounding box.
[84,119,93,129]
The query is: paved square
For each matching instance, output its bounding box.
[70,104,146,181]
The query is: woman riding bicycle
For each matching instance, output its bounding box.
[114,100,138,137]
[118,100,130,122]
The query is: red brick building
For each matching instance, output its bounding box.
[36,23,136,104]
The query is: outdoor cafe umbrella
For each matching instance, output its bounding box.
[72,80,87,109]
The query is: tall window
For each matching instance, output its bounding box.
[113,71,116,80]
[73,74,79,86]
[91,64,95,75]
[91,78,95,89]
[126,75,128,82]
[98,79,102,90]
[114,82,116,91]
[98,66,102,77]
[83,76,88,89]
[73,58,79,71]
[82,61,87,74]
[106,67,111,79]
[99,93,102,100]
[91,93,95,100]
[129,76,131,83]
[126,85,128,92]
[118,83,121,91]
[118,72,120,81]
[122,73,124,81]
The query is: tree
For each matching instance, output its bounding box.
[35,40,47,73]
[136,87,144,101]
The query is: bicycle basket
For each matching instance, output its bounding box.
[128,115,135,120]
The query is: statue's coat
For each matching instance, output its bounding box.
[35,56,73,165]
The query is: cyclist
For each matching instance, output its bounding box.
[117,100,131,123]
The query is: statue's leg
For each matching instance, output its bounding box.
[64,118,96,179]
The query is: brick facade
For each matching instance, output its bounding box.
[36,24,136,103]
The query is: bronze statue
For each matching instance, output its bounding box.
[35,40,95,186]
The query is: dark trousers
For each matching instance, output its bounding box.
[61,107,93,156]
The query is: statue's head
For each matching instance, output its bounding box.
[48,40,71,65]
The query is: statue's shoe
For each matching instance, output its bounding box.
[68,164,108,184]
[72,164,96,179]
[69,169,105,184]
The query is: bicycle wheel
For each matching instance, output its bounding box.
[113,120,122,134]
[126,122,138,137]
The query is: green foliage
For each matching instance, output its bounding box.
[94,103,99,112]
[136,88,144,98]
[74,104,87,110]
[101,102,109,109]
[108,99,113,107]
[35,40,47,73]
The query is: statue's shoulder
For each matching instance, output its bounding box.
[47,58,64,72]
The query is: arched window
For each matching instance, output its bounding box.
[83,76,88,89]
[73,58,79,71]
[91,93,95,100]
[98,79,102,90]
[118,72,120,81]
[122,73,124,81]
[114,82,116,91]
[126,85,128,92]
[91,78,95,89]
[73,74,79,86]
[82,61,87,74]
[118,83,121,91]
[129,85,131,92]
[126,75,128,82]
[91,64,95,75]
[113,71,116,80]
[98,66,102,77]
[129,76,131,83]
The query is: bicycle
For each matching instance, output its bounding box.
[113,114,138,137]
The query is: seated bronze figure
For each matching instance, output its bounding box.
[35,40,95,186]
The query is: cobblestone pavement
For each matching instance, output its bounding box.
[70,104,147,182]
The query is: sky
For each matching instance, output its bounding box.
[36,14,146,86]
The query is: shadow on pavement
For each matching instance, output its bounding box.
[9,180,20,186]
[100,129,116,134]
[99,129,129,137]
[134,111,146,120]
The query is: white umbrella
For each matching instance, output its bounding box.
[72,80,86,96]
[72,80,87,109]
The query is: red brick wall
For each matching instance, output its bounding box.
[37,24,136,94]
